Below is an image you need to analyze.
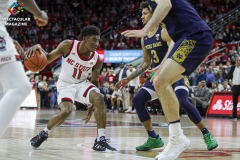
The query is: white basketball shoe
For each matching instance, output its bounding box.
[155,133,190,160]
[124,107,132,113]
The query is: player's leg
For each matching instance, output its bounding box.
[110,97,117,112]
[30,81,75,149]
[0,61,31,137]
[154,31,213,160]
[88,89,116,151]
[125,86,134,112]
[231,85,239,119]
[133,84,164,151]
[116,97,122,112]
[174,79,218,150]
[153,58,190,160]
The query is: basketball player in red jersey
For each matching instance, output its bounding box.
[0,0,48,137]
[27,25,116,151]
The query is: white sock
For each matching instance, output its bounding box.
[169,122,183,137]
[97,128,105,141]
[44,127,51,134]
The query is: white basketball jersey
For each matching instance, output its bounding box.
[59,40,99,83]
[0,0,18,63]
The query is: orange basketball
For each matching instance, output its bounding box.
[24,50,47,72]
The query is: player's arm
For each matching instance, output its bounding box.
[26,40,72,64]
[142,0,171,35]
[160,28,174,65]
[45,40,72,64]
[91,57,103,87]
[127,37,151,81]
[18,0,48,26]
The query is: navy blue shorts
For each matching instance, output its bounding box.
[169,31,213,76]
[129,86,135,94]
[143,80,155,91]
[143,78,189,92]
[172,77,190,91]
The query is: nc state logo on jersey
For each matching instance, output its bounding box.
[0,35,6,52]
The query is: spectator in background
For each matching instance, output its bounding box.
[110,42,118,50]
[98,71,106,87]
[220,52,228,64]
[209,81,219,93]
[125,64,140,113]
[205,66,216,88]
[220,81,231,92]
[219,66,228,79]
[215,70,224,85]
[39,76,50,108]
[100,82,113,111]
[237,46,240,55]
[228,56,240,120]
[234,33,240,41]
[48,76,58,108]
[107,70,115,85]
[41,32,49,43]
[109,30,119,40]
[189,69,200,86]
[110,88,123,113]
[196,67,206,85]
[115,62,129,111]
[117,38,126,49]
[189,80,211,110]
[226,61,232,73]
[232,46,237,54]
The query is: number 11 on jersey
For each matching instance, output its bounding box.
[72,68,82,79]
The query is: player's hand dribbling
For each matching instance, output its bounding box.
[82,105,94,124]
[26,44,44,57]
[34,11,48,27]
[115,78,130,90]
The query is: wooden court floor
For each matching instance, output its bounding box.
[1,109,239,160]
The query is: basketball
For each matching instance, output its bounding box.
[24,49,47,72]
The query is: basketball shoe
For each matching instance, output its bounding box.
[92,136,117,151]
[203,133,218,150]
[30,130,48,149]
[124,107,132,113]
[136,135,164,151]
[155,134,190,160]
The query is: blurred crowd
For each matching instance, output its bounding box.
[7,0,240,115]
[6,0,240,53]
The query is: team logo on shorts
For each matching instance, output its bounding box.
[0,36,6,52]
[172,39,196,64]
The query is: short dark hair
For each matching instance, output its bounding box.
[80,25,100,39]
[129,64,133,66]
[140,1,152,13]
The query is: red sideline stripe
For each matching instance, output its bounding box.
[83,85,95,97]
[61,97,73,103]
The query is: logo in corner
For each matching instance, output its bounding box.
[8,2,24,16]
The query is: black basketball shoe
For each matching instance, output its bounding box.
[92,136,117,151]
[30,130,48,149]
